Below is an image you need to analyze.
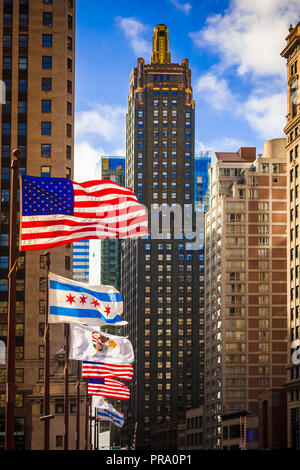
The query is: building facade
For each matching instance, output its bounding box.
[100,156,125,291]
[120,24,204,449]
[0,0,75,449]
[281,21,300,450]
[204,140,287,449]
[73,240,89,283]
[194,153,211,213]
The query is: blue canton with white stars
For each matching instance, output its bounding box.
[22,175,74,216]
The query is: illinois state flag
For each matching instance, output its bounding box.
[69,324,134,364]
[49,272,126,326]
[20,175,148,251]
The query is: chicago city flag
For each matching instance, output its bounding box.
[92,397,125,428]
[88,377,130,400]
[20,175,148,251]
[69,324,134,364]
[48,272,126,326]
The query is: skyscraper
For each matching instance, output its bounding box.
[100,156,125,291]
[204,141,287,449]
[0,0,75,449]
[281,21,300,449]
[194,153,211,213]
[121,24,204,449]
[73,240,89,283]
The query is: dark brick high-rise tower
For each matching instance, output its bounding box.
[120,24,204,449]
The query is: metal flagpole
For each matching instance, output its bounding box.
[89,402,93,450]
[4,149,20,450]
[76,361,81,450]
[43,251,51,450]
[85,378,89,450]
[93,407,96,450]
[64,323,70,450]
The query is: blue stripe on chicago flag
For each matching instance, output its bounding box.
[49,280,122,302]
[49,306,123,324]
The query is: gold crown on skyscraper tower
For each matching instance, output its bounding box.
[151,24,171,64]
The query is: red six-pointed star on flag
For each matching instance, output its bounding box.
[104,305,111,317]
[91,298,100,308]
[66,293,76,305]
[79,295,87,304]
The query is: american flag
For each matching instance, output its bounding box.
[20,175,148,251]
[88,378,130,400]
[82,361,133,381]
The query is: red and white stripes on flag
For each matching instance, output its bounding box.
[82,361,133,381]
[88,378,130,400]
[20,175,148,251]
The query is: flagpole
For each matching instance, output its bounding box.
[43,251,51,449]
[64,323,70,450]
[76,361,80,450]
[4,149,21,450]
[85,379,89,450]
[93,407,96,450]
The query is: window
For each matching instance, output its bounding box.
[18,123,26,135]
[3,34,12,49]
[19,79,27,91]
[42,34,52,47]
[67,58,72,72]
[67,36,73,51]
[67,80,72,93]
[4,14,12,26]
[19,14,28,26]
[68,15,73,29]
[67,102,72,116]
[66,145,72,159]
[18,101,27,114]
[19,57,27,70]
[43,0,53,3]
[67,124,72,138]
[65,256,70,270]
[41,122,51,135]
[66,167,71,179]
[41,144,51,158]
[3,57,12,70]
[41,166,51,178]
[42,77,52,91]
[19,35,27,48]
[42,56,52,69]
[43,13,53,26]
[42,100,51,113]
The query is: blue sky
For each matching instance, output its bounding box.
[74,0,298,181]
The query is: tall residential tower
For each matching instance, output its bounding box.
[121,24,204,449]
[281,21,300,450]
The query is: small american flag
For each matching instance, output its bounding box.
[20,175,148,251]
[82,361,133,381]
[88,378,130,400]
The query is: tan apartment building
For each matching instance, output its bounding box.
[0,0,78,449]
[281,21,300,449]
[204,140,287,449]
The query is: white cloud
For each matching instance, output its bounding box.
[245,89,286,139]
[75,103,127,145]
[195,72,237,111]
[195,71,286,140]
[75,103,126,182]
[169,0,192,15]
[74,141,102,183]
[190,0,298,78]
[116,16,152,57]
[197,137,252,154]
